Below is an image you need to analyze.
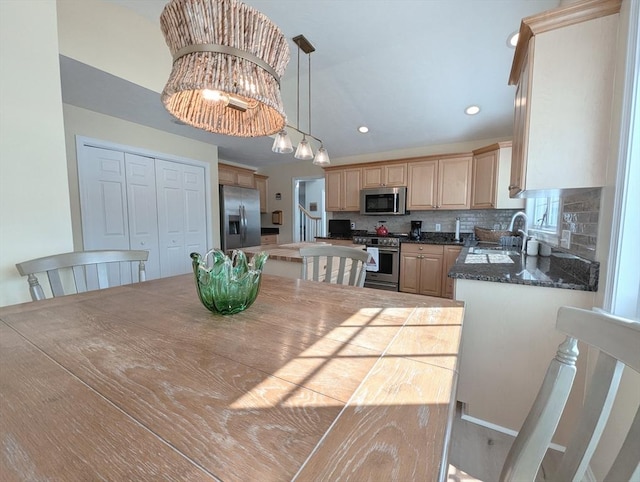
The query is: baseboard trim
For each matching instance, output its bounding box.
[460,412,567,453]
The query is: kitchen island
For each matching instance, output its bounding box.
[243,241,366,280]
[448,246,597,445]
[0,274,464,481]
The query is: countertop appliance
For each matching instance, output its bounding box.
[220,185,261,251]
[353,232,406,291]
[328,219,351,238]
[410,220,422,240]
[360,187,407,216]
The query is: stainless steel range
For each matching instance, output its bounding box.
[353,234,404,291]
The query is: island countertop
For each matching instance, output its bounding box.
[448,246,599,291]
[0,274,464,481]
[243,241,365,263]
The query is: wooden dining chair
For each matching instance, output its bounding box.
[499,306,640,482]
[299,245,369,288]
[15,250,149,301]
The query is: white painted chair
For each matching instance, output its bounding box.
[500,306,640,482]
[299,245,369,288]
[15,250,149,301]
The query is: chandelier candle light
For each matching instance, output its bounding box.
[271,34,330,166]
[160,0,290,137]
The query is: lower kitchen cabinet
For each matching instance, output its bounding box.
[260,234,278,245]
[400,244,461,298]
[442,246,462,298]
[399,244,443,297]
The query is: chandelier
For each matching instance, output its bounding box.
[271,35,330,166]
[160,0,290,137]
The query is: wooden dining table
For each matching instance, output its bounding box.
[0,273,464,481]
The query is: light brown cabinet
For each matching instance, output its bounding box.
[442,246,462,299]
[472,142,524,210]
[254,174,268,213]
[508,3,618,197]
[361,163,407,188]
[399,244,443,297]
[260,234,278,245]
[325,167,361,212]
[218,163,255,188]
[400,244,461,299]
[407,156,472,210]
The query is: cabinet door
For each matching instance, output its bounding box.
[385,164,407,186]
[471,150,497,209]
[361,166,384,188]
[125,153,161,280]
[510,42,532,198]
[325,170,343,211]
[255,175,268,213]
[218,165,236,185]
[343,168,361,211]
[442,246,461,299]
[419,254,443,297]
[236,170,255,188]
[399,253,420,293]
[407,160,438,210]
[438,156,472,209]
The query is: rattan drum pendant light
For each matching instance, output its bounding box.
[160,0,290,137]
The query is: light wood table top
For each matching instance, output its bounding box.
[0,274,464,481]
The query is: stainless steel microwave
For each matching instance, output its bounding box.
[360,187,407,216]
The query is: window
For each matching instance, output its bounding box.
[528,197,560,233]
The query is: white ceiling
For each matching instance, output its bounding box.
[61,0,560,168]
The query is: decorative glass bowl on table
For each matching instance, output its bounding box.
[190,249,268,315]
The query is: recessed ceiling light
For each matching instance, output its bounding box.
[507,31,519,48]
[358,126,369,133]
[465,105,480,115]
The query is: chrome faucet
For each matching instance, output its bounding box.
[508,211,529,251]
[508,211,528,232]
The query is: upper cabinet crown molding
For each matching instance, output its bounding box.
[509,0,622,85]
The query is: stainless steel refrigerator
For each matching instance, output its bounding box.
[219,185,261,251]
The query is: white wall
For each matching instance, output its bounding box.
[56,0,170,92]
[0,1,73,306]
[63,104,221,252]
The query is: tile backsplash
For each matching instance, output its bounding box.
[333,209,521,237]
[560,188,601,260]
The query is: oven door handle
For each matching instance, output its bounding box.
[371,247,399,253]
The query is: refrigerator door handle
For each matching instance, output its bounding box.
[240,205,246,243]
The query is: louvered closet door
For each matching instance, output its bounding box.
[155,159,207,277]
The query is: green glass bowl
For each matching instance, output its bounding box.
[190,249,268,315]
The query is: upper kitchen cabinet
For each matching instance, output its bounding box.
[508,0,620,197]
[254,174,268,213]
[218,163,255,188]
[361,163,407,188]
[325,167,361,212]
[407,155,472,210]
[472,142,524,209]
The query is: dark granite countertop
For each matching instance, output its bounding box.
[261,227,280,235]
[401,232,467,246]
[448,246,599,291]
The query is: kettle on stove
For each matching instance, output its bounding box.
[375,221,389,236]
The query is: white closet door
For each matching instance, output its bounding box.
[79,146,129,251]
[155,159,207,277]
[125,153,160,280]
[78,146,134,284]
[183,164,208,258]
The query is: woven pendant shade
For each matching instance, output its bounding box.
[160,0,290,137]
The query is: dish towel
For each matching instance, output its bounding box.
[366,247,379,272]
